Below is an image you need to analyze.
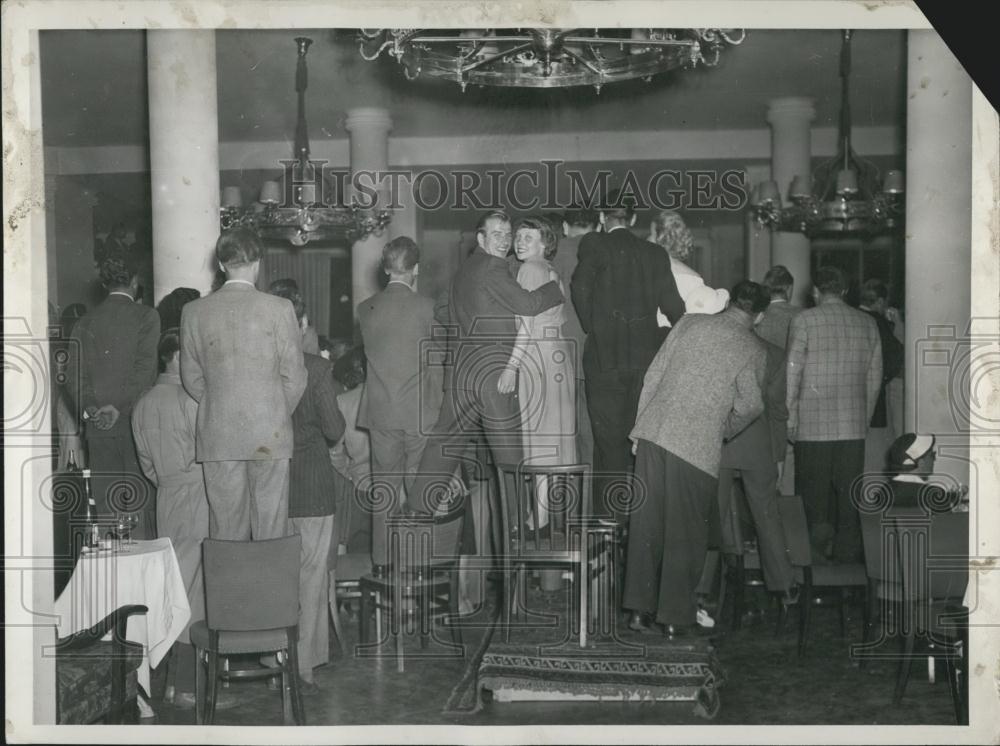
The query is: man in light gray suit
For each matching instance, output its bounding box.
[180,228,308,540]
[357,236,444,509]
[624,281,769,638]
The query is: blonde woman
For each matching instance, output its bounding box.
[648,210,729,327]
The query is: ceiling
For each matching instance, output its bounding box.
[40,28,906,149]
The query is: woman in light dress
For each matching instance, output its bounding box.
[648,210,729,326]
[498,216,577,568]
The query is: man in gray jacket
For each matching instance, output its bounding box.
[624,281,769,638]
[180,228,308,540]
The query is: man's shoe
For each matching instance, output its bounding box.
[628,611,655,633]
[298,677,321,696]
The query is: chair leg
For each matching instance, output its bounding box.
[279,652,294,726]
[732,555,746,630]
[286,641,306,725]
[945,652,964,725]
[798,578,813,658]
[206,651,220,725]
[775,600,787,637]
[328,570,345,653]
[893,631,916,705]
[194,648,206,725]
[838,588,848,638]
[448,569,463,650]
[359,585,371,644]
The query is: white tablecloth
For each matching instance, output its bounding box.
[54,537,192,696]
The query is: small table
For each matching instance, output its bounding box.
[54,537,191,702]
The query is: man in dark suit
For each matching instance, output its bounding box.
[180,228,308,540]
[755,265,801,351]
[358,236,444,510]
[718,336,796,600]
[571,192,685,517]
[68,251,160,534]
[407,210,563,533]
[269,282,345,692]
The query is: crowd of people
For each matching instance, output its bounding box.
[57,191,915,701]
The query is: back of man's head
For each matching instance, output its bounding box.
[98,251,140,291]
[562,206,599,234]
[813,266,847,297]
[382,236,419,275]
[600,188,636,226]
[730,280,771,316]
[860,278,888,308]
[157,328,181,373]
[267,278,306,322]
[216,228,264,270]
[762,265,794,299]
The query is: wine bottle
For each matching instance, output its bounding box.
[81,468,101,549]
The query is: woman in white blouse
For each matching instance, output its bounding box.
[648,210,729,327]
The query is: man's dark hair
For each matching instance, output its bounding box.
[600,188,636,223]
[515,215,560,260]
[216,228,265,268]
[476,210,511,236]
[860,278,889,307]
[157,328,181,373]
[814,266,848,296]
[382,236,420,274]
[98,251,140,290]
[762,265,794,296]
[729,280,771,316]
[268,278,306,322]
[156,287,201,331]
[333,346,366,390]
[562,206,599,230]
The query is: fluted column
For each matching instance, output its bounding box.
[904,31,972,485]
[147,31,220,303]
[767,97,815,305]
[345,107,392,310]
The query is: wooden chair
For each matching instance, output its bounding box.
[495,463,599,647]
[775,494,868,656]
[55,604,147,724]
[857,511,904,668]
[717,479,766,630]
[892,511,969,724]
[328,483,372,650]
[357,508,464,672]
[190,535,305,725]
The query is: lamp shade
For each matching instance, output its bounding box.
[260,180,282,205]
[882,170,905,194]
[221,186,243,208]
[757,180,782,206]
[789,175,811,199]
[835,169,859,195]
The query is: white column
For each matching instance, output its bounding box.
[147,31,220,302]
[345,107,393,310]
[767,97,815,306]
[904,31,972,485]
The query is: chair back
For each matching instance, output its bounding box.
[893,511,968,603]
[496,463,591,560]
[776,494,812,568]
[860,512,898,583]
[202,535,302,632]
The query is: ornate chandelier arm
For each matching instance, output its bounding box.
[458,42,535,74]
[559,45,605,75]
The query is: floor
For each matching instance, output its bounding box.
[144,578,960,728]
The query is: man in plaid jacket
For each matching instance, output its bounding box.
[786,266,882,563]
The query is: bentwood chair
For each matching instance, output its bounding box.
[191,535,305,725]
[496,463,617,648]
[892,511,969,724]
[776,494,868,657]
[54,604,147,723]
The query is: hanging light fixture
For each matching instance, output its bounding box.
[358,28,745,93]
[750,30,904,236]
[220,37,391,246]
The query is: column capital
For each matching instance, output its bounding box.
[344,107,393,134]
[766,97,816,127]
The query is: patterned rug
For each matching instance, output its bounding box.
[444,585,726,719]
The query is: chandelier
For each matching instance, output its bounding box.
[750,30,904,237]
[220,37,391,246]
[358,28,745,93]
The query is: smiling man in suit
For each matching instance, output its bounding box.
[357,236,444,512]
[180,228,308,540]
